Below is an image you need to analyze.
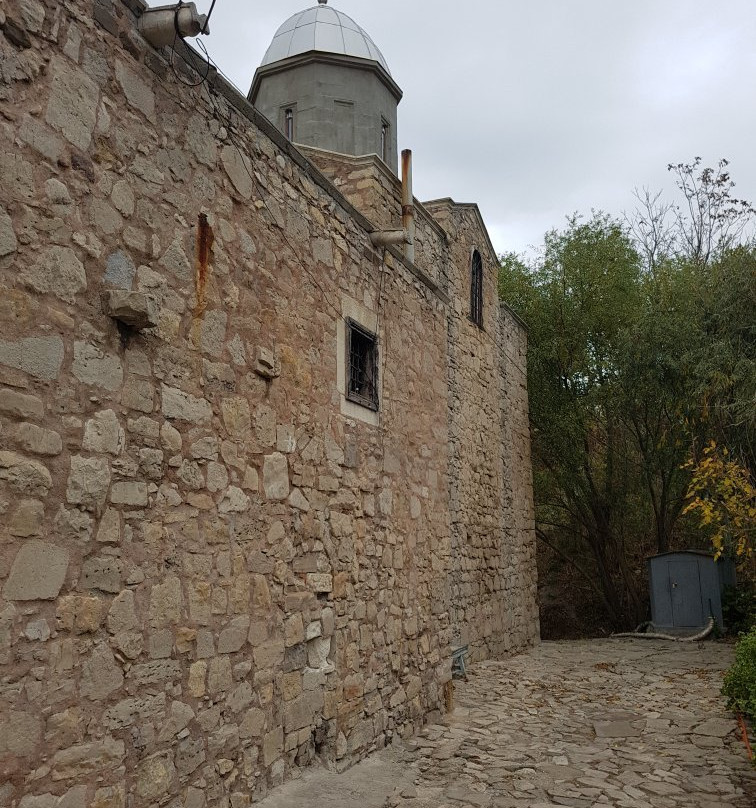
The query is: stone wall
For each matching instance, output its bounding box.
[0,1,537,806]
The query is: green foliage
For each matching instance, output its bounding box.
[500,159,756,633]
[722,584,756,637]
[722,626,756,722]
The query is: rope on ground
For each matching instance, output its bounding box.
[611,616,715,641]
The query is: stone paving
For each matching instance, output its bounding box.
[256,640,755,807]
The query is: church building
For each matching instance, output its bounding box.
[0,1,539,804]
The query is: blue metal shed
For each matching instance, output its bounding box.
[647,551,733,631]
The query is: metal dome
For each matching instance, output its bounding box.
[260,2,391,75]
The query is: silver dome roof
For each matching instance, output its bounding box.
[260,3,391,75]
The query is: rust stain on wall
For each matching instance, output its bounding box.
[194,212,214,318]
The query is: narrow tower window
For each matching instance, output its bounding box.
[346,319,379,411]
[470,249,483,327]
[284,108,294,140]
[380,120,389,163]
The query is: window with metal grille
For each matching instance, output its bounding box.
[470,249,483,327]
[346,319,379,411]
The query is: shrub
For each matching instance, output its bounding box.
[722,626,756,721]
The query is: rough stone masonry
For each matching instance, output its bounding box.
[0,1,539,805]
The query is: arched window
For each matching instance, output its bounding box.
[470,249,483,327]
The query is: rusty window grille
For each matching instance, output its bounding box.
[346,319,379,411]
[470,249,483,327]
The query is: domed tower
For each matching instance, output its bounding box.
[249,0,403,174]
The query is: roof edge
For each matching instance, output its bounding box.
[249,51,403,104]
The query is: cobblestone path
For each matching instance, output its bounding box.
[257,640,754,807]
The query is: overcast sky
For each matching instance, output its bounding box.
[155,1,756,256]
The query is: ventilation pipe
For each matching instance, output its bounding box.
[401,149,416,264]
[138,3,209,48]
[369,148,416,261]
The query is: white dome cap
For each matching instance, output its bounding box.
[260,2,391,75]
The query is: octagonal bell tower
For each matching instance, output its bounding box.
[249,0,403,174]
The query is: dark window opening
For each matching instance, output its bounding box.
[346,319,379,411]
[380,120,389,163]
[470,249,483,328]
[284,108,294,140]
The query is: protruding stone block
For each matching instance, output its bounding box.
[254,346,281,380]
[102,290,158,330]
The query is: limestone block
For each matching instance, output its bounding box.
[188,661,207,697]
[24,617,50,642]
[3,540,68,600]
[83,410,124,455]
[263,726,284,766]
[110,481,148,506]
[45,57,99,149]
[154,429,180,461]
[107,590,139,634]
[285,614,305,647]
[221,396,251,439]
[9,498,44,537]
[135,752,175,802]
[56,595,103,634]
[127,659,182,687]
[162,384,212,423]
[307,636,333,671]
[175,737,206,776]
[54,505,92,544]
[19,0,45,33]
[104,249,137,289]
[66,455,110,513]
[91,784,126,808]
[206,461,229,493]
[208,655,233,694]
[156,700,195,743]
[220,145,253,200]
[288,488,310,512]
[0,335,65,381]
[0,388,43,419]
[96,508,121,544]
[115,59,155,119]
[111,181,135,217]
[80,643,124,700]
[200,310,228,357]
[218,616,250,654]
[239,707,265,739]
[149,628,174,659]
[218,485,250,513]
[253,639,285,670]
[19,114,66,164]
[51,737,125,780]
[0,208,17,256]
[306,573,333,594]
[149,576,183,626]
[0,710,42,757]
[102,290,158,330]
[103,694,167,731]
[80,556,121,593]
[72,342,124,390]
[15,423,62,456]
[263,452,289,500]
[159,237,191,279]
[20,245,87,304]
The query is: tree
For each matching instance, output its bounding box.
[501,213,649,627]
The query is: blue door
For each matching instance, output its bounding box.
[668,559,704,627]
